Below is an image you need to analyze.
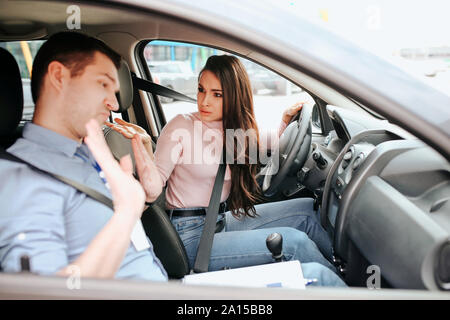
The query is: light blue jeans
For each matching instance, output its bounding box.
[170,198,346,287]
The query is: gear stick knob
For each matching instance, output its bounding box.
[266,233,284,262]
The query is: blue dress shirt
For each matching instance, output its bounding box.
[0,123,168,282]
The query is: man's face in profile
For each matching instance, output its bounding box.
[62,51,120,139]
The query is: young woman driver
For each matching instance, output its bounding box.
[107,55,345,287]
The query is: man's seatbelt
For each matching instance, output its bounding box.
[0,148,113,209]
[1,146,226,274]
[193,149,226,273]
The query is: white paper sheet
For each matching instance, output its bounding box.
[130,220,151,251]
[183,260,305,289]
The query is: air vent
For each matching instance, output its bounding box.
[430,198,449,213]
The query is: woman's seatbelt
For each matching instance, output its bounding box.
[193,149,226,273]
[131,74,196,104]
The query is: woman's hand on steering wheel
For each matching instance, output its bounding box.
[263,102,313,195]
[282,102,305,124]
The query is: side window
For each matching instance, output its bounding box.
[143,41,314,132]
[0,41,45,121]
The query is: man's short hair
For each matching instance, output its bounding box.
[31,31,122,103]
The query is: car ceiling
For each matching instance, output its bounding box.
[0,1,250,55]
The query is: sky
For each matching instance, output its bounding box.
[265,0,450,97]
[270,0,450,56]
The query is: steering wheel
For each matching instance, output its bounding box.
[261,103,313,196]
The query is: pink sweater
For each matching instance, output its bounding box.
[151,112,287,209]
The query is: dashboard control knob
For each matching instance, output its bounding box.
[343,150,352,160]
[342,151,352,169]
[353,153,365,170]
[342,147,354,170]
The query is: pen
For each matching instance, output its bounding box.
[304,278,318,286]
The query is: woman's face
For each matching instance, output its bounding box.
[197,70,223,122]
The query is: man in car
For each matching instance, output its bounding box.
[0,32,344,287]
[0,32,167,281]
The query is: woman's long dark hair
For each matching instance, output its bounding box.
[200,55,264,219]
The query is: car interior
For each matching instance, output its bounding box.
[0,0,449,298]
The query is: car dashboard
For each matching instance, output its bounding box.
[305,106,449,291]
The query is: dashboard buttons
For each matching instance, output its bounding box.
[353,153,365,170]
[343,150,352,160]
[341,146,354,170]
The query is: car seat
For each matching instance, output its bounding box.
[104,60,190,278]
[0,47,24,149]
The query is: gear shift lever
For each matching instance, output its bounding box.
[266,233,284,262]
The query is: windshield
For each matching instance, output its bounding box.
[270,0,450,99]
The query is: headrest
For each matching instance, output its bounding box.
[115,60,133,113]
[0,47,23,137]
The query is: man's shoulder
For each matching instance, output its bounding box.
[6,133,76,174]
[0,153,69,225]
[1,138,70,191]
[2,138,37,171]
[8,131,53,154]
[0,150,65,189]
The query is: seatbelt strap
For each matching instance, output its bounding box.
[193,149,226,273]
[0,148,113,209]
[132,74,197,104]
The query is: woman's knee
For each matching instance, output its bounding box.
[286,197,314,209]
[283,227,311,244]
[279,228,313,254]
[279,227,335,267]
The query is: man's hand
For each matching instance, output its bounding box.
[282,102,304,124]
[56,119,147,279]
[106,118,162,202]
[84,119,145,218]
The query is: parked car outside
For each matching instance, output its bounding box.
[243,61,301,95]
[148,60,197,102]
